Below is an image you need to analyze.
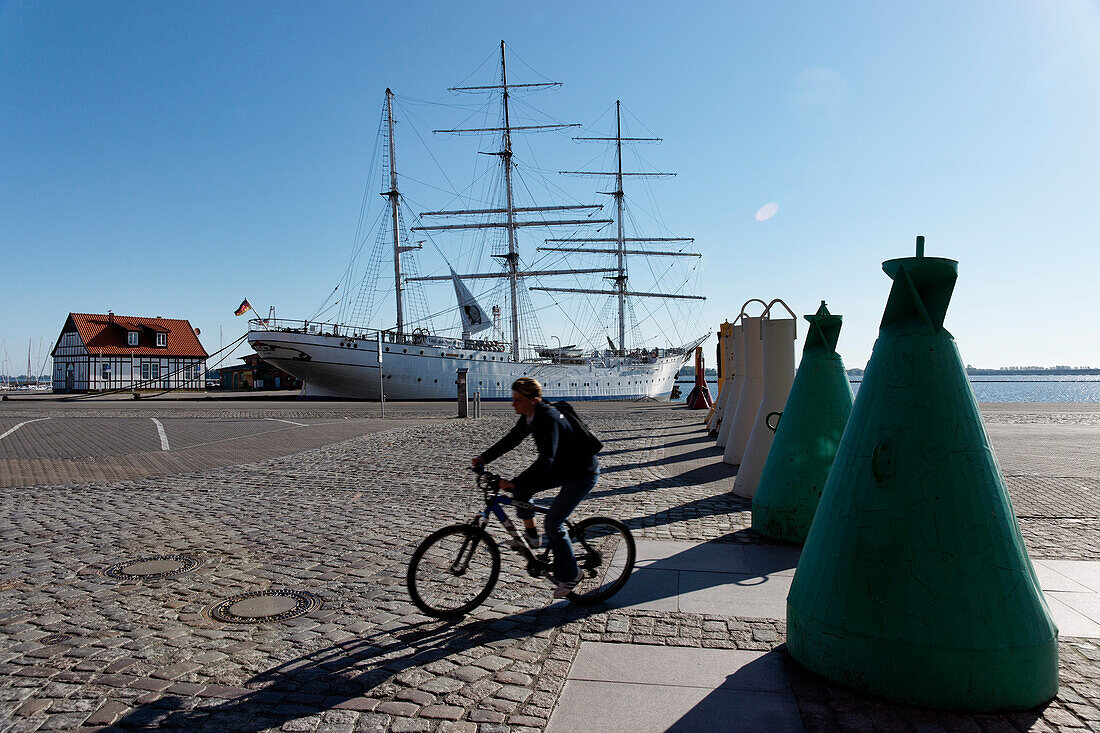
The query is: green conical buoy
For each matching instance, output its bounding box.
[786,237,1058,711]
[751,301,853,543]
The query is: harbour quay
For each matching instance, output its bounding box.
[1,397,1099,731]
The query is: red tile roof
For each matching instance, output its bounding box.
[57,313,209,357]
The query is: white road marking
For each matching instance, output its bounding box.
[0,417,51,441]
[151,418,170,450]
[263,418,308,427]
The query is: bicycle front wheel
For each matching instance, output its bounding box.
[407,524,500,618]
[568,516,636,605]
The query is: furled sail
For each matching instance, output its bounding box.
[450,268,491,335]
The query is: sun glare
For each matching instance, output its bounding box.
[755,202,778,221]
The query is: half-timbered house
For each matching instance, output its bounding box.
[51,312,209,393]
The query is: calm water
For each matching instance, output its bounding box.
[679,375,1100,403]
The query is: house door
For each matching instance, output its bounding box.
[64,363,74,391]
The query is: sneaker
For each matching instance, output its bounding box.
[507,528,541,552]
[552,569,584,599]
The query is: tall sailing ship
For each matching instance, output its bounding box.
[248,42,707,400]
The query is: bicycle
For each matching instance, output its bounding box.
[406,464,636,618]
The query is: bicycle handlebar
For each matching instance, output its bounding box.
[471,464,503,498]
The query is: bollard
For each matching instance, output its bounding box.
[786,237,1058,711]
[715,320,743,447]
[707,321,735,432]
[751,301,853,543]
[457,368,469,418]
[717,299,764,449]
[732,300,796,496]
[473,391,482,418]
[707,380,726,432]
[686,347,713,409]
[722,315,764,465]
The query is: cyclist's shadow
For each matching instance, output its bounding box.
[109,604,587,731]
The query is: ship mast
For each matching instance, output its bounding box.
[614,102,626,351]
[545,101,705,352]
[384,89,404,333]
[499,44,521,360]
[410,41,613,362]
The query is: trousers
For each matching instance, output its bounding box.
[513,469,599,582]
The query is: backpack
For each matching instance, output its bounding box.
[552,400,603,455]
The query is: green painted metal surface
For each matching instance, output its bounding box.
[786,239,1059,711]
[751,302,853,544]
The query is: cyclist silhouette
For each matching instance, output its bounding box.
[472,377,599,598]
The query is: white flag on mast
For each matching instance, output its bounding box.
[450,268,491,335]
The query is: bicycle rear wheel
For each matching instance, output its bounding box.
[407,524,500,618]
[567,516,636,604]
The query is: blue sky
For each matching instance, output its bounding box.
[2,0,1098,377]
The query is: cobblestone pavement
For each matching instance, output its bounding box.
[1,402,1098,731]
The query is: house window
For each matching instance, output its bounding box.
[128,331,139,346]
[156,333,167,347]
[141,363,151,381]
[102,362,111,380]
[151,363,160,380]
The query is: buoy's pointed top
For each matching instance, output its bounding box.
[880,236,958,333]
[804,301,842,353]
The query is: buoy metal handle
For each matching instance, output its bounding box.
[735,299,768,324]
[872,439,894,485]
[761,298,798,339]
[766,411,782,432]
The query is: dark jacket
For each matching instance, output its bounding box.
[480,400,599,492]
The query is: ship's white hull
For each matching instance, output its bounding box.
[248,329,690,401]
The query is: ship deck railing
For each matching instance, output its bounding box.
[249,318,373,340]
[249,319,507,352]
[250,319,689,361]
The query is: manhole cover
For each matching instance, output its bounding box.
[208,590,321,623]
[104,555,200,580]
[39,633,72,645]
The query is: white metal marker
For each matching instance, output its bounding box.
[0,417,51,441]
[150,418,169,450]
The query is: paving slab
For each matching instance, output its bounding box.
[1035,559,1100,592]
[611,539,795,618]
[606,568,680,612]
[1032,560,1095,592]
[743,545,801,577]
[678,570,792,618]
[547,644,802,733]
[633,538,751,573]
[1045,593,1100,637]
[567,642,790,691]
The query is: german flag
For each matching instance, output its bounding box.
[234,299,253,316]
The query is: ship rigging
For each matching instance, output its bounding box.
[247,41,707,400]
